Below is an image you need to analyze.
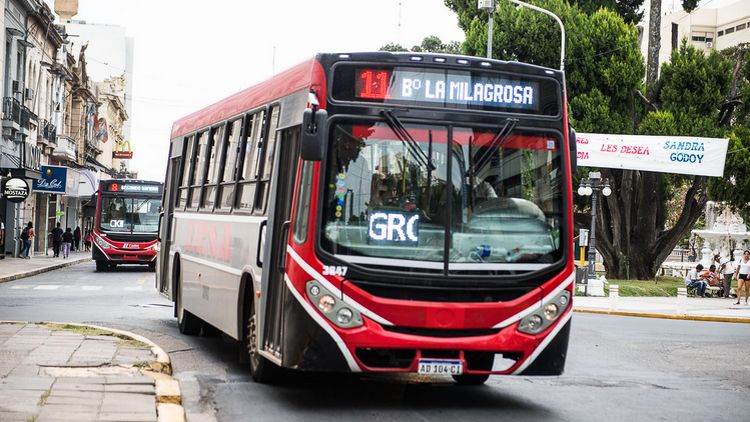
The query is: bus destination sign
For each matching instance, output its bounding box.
[105,182,161,194]
[352,67,540,112]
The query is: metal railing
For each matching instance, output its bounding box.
[2,97,20,125]
[42,120,57,144]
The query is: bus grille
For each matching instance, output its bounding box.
[382,326,501,338]
[349,281,533,302]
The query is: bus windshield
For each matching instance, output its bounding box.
[99,197,161,234]
[321,121,564,269]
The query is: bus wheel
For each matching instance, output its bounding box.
[95,261,107,272]
[452,373,490,385]
[244,306,280,383]
[176,275,201,335]
[453,353,493,385]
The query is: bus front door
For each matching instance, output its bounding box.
[157,156,182,297]
[258,126,300,363]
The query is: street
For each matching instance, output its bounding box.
[0,262,748,421]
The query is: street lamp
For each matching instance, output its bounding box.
[477,0,495,59]
[477,0,566,70]
[578,171,611,279]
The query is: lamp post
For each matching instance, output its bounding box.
[577,171,611,279]
[477,0,496,59]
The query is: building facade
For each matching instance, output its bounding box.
[0,0,132,258]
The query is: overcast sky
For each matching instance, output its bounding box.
[43,0,465,181]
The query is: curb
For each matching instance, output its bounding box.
[0,320,186,422]
[574,308,750,324]
[0,256,91,284]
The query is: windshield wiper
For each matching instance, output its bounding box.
[466,118,518,177]
[381,110,436,171]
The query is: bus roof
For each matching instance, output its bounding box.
[170,58,319,139]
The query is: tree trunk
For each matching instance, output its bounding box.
[646,0,661,99]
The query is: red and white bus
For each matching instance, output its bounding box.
[93,179,162,271]
[156,52,576,384]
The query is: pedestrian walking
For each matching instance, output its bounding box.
[51,222,63,258]
[734,250,750,305]
[84,231,92,252]
[62,227,74,259]
[74,226,82,251]
[18,222,34,259]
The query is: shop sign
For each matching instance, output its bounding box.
[33,165,67,194]
[2,177,30,203]
[113,139,133,159]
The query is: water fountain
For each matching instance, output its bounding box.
[691,202,750,266]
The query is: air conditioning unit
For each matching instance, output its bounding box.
[11,80,20,93]
[705,41,714,48]
[24,88,33,100]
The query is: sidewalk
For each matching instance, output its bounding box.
[0,250,91,284]
[574,294,750,323]
[0,253,184,420]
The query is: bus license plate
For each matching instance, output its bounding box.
[417,359,463,375]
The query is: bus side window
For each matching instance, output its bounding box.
[219,118,243,209]
[292,161,314,244]
[189,131,208,208]
[236,110,265,209]
[202,124,224,210]
[177,135,195,208]
[255,105,280,214]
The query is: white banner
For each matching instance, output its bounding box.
[576,133,729,177]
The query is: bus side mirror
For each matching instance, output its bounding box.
[301,108,328,161]
[569,127,577,173]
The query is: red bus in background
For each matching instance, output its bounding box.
[92,179,163,272]
[157,51,576,385]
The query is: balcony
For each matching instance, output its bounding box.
[85,139,102,156]
[41,120,57,144]
[52,134,78,162]
[2,97,31,140]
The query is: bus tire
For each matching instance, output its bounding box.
[453,352,493,385]
[452,373,490,385]
[95,260,107,272]
[176,267,201,335]
[244,303,281,383]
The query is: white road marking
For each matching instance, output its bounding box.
[81,286,103,291]
[9,285,33,289]
[33,285,60,290]
[123,286,143,291]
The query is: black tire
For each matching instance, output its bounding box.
[95,260,107,272]
[452,373,490,385]
[244,303,281,383]
[453,353,493,385]
[176,268,201,335]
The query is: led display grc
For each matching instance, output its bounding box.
[368,212,420,244]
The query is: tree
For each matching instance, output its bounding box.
[443,0,749,279]
[380,36,461,54]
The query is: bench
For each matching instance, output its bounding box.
[686,282,723,297]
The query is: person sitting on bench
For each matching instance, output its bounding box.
[685,264,708,297]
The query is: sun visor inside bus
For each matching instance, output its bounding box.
[301,108,328,161]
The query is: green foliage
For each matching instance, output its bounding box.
[681,0,699,13]
[380,43,407,52]
[659,40,732,117]
[708,126,750,222]
[572,0,644,24]
[380,36,462,54]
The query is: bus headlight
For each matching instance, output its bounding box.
[94,236,110,250]
[318,295,336,313]
[305,281,363,329]
[336,308,354,325]
[518,290,570,335]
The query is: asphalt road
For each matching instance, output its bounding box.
[1,262,748,421]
